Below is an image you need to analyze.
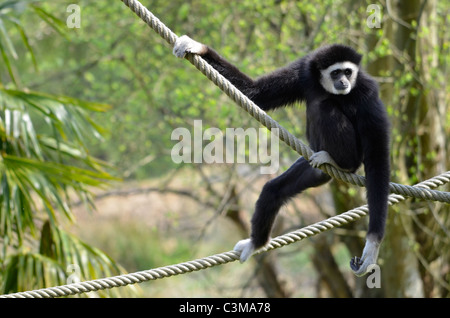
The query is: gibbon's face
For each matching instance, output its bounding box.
[319,61,359,95]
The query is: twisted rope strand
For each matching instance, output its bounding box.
[1,171,448,298]
[120,0,450,203]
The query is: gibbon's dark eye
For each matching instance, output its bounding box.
[344,68,352,76]
[331,69,340,76]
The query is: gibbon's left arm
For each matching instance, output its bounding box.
[173,35,306,111]
[351,90,390,276]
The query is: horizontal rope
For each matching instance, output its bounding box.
[120,0,450,204]
[1,171,448,298]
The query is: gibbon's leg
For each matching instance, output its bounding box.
[234,157,331,262]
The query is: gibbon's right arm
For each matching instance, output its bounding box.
[173,35,305,111]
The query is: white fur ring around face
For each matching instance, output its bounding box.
[173,35,206,58]
[233,238,256,263]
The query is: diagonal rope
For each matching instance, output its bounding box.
[1,171,448,298]
[120,0,450,204]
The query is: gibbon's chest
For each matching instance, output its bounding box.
[305,97,358,125]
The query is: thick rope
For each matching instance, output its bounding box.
[120,0,450,204]
[1,171,448,298]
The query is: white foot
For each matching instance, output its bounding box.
[173,35,206,58]
[309,150,352,172]
[233,238,256,263]
[350,236,380,276]
[309,150,336,169]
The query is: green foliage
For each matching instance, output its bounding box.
[2,221,133,297]
[79,220,193,272]
[0,88,114,243]
[0,0,447,297]
[0,1,131,296]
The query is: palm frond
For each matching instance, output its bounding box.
[1,221,136,297]
[0,88,116,244]
[0,2,135,297]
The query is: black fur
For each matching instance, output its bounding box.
[200,44,390,248]
[312,44,362,70]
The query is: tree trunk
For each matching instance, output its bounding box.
[409,0,449,297]
[382,0,448,297]
[311,234,353,297]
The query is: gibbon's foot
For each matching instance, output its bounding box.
[173,35,207,58]
[350,236,380,276]
[233,238,256,263]
[309,151,338,170]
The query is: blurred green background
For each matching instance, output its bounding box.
[0,0,448,297]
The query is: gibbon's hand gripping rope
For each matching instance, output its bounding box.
[117,0,449,203]
[0,0,448,299]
